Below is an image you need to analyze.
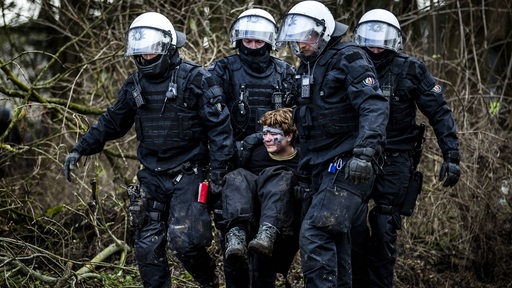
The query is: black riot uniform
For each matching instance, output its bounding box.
[65,47,233,288]
[350,9,461,288]
[358,50,460,288]
[275,2,389,286]
[208,46,296,287]
[294,40,388,287]
[208,52,295,141]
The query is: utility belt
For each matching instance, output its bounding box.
[154,161,202,185]
[384,150,411,158]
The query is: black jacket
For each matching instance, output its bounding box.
[293,41,389,167]
[73,59,233,172]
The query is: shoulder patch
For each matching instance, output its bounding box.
[363,77,377,86]
[431,84,442,93]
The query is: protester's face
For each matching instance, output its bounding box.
[367,47,384,54]
[242,38,266,49]
[262,127,291,154]
[297,32,320,56]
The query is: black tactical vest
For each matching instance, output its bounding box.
[378,54,419,136]
[294,42,362,151]
[132,61,204,150]
[224,55,290,140]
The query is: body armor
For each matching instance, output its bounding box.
[133,61,204,150]
[223,55,291,140]
[294,42,382,165]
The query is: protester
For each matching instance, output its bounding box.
[221,108,301,287]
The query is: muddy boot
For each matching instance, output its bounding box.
[225,227,247,259]
[248,222,278,256]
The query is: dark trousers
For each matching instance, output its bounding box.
[134,167,217,288]
[218,166,299,287]
[354,152,412,288]
[300,159,373,287]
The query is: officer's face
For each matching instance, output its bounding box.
[367,47,385,54]
[297,32,320,56]
[242,38,266,49]
[141,54,158,60]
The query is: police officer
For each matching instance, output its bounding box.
[352,9,461,288]
[208,8,296,142]
[207,8,296,288]
[276,1,389,287]
[63,12,233,288]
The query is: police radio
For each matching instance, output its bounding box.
[301,74,312,99]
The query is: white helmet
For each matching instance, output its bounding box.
[125,12,186,57]
[354,9,402,52]
[230,8,277,49]
[276,1,348,59]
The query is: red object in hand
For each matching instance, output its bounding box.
[198,182,209,204]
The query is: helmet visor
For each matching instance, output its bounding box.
[354,21,401,51]
[230,15,277,45]
[276,14,324,45]
[125,27,173,56]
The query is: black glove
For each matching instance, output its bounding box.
[293,181,311,201]
[345,147,375,185]
[237,132,263,167]
[63,150,81,182]
[439,150,460,187]
[208,168,227,196]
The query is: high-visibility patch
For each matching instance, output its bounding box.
[431,84,442,93]
[363,77,376,86]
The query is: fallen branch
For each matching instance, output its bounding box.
[0,239,131,285]
[75,241,131,276]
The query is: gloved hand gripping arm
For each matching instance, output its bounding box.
[236,132,263,168]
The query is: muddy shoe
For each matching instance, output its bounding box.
[248,222,278,256]
[225,227,247,259]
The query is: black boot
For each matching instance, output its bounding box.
[248,222,278,256]
[225,227,247,259]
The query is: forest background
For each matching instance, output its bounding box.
[1,0,511,287]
